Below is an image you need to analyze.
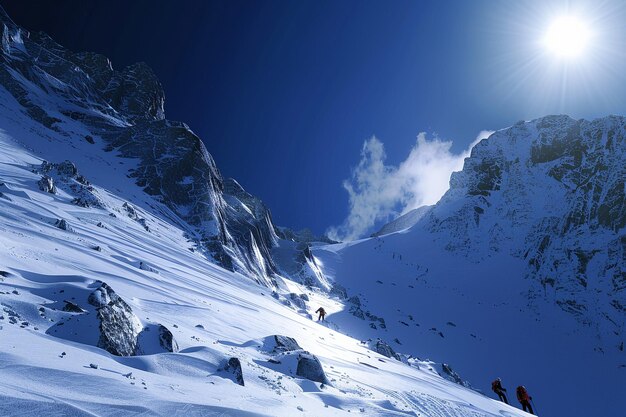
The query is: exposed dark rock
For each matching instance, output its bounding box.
[157,324,178,352]
[37,161,103,208]
[222,357,244,386]
[296,352,329,384]
[122,202,139,220]
[272,335,302,353]
[372,338,402,361]
[56,160,78,177]
[440,363,471,388]
[87,281,142,356]
[37,175,56,193]
[62,300,85,313]
[54,219,73,232]
[137,218,150,232]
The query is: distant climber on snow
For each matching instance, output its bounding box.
[315,307,326,321]
[516,385,534,414]
[491,377,508,404]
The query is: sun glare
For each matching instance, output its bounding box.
[544,16,591,58]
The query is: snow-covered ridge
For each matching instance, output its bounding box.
[316,114,626,417]
[431,115,625,332]
[371,205,432,237]
[0,6,291,286]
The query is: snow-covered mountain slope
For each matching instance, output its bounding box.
[314,115,626,417]
[0,6,299,286]
[0,6,531,417]
[0,104,528,417]
[371,206,432,237]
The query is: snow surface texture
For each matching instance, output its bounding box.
[371,205,432,237]
[315,116,626,417]
[0,7,529,417]
[0,109,525,417]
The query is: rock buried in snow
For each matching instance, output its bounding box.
[296,352,329,384]
[222,357,244,386]
[272,335,302,353]
[139,261,158,273]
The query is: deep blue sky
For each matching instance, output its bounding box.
[4,0,626,234]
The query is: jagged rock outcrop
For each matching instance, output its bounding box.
[424,115,626,338]
[0,7,287,287]
[37,175,56,194]
[439,363,471,388]
[38,161,103,209]
[88,282,143,356]
[370,338,402,361]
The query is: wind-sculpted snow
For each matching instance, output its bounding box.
[0,130,524,417]
[371,205,432,237]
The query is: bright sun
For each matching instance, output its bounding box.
[544,16,591,58]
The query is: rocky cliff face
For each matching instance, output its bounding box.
[0,7,284,286]
[426,115,625,340]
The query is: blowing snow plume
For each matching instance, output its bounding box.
[327,131,493,241]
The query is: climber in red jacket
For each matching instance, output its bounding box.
[516,385,534,414]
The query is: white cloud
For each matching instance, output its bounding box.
[327,130,493,242]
